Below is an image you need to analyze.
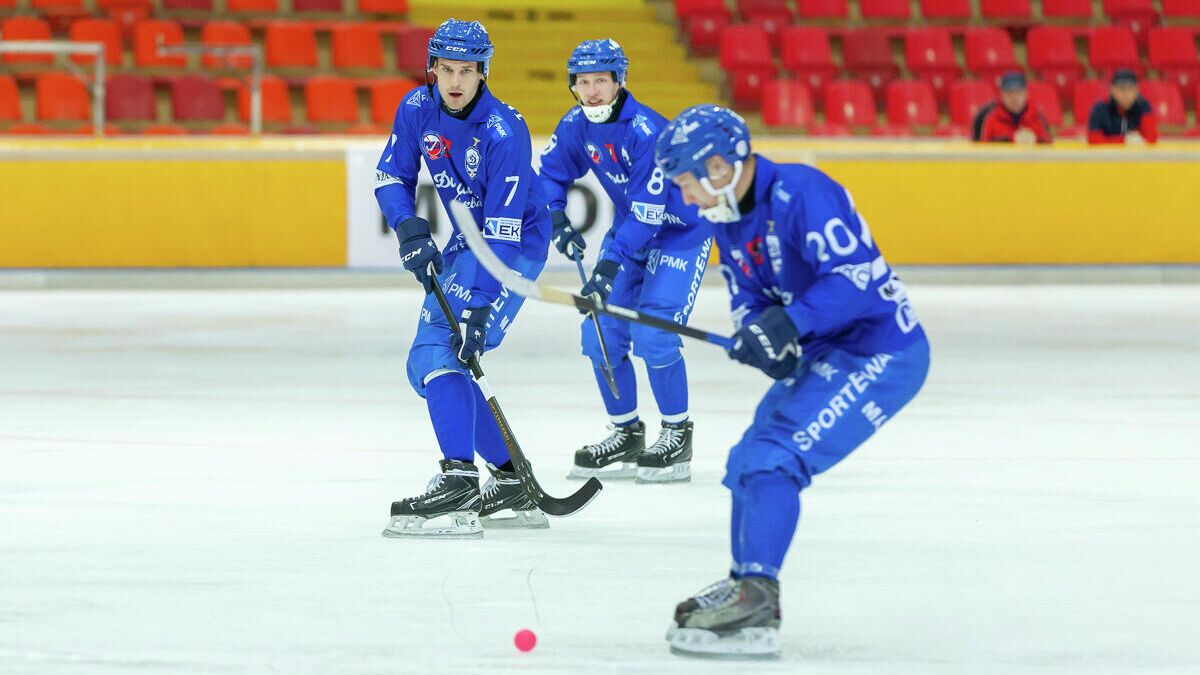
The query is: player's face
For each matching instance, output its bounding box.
[1001,88,1027,114]
[1111,82,1138,111]
[572,72,619,107]
[433,58,483,109]
[672,172,719,210]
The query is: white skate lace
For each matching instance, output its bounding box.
[412,467,476,500]
[693,578,738,609]
[586,425,631,457]
[482,473,518,500]
[646,426,686,456]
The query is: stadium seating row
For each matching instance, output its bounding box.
[0,0,408,14]
[0,17,434,72]
[716,24,1200,109]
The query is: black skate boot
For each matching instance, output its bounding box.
[566,420,645,480]
[666,576,781,659]
[382,459,482,538]
[479,463,549,529]
[635,420,693,483]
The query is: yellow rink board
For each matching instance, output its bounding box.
[0,144,346,267]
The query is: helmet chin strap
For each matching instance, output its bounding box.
[697,160,744,223]
[575,88,621,123]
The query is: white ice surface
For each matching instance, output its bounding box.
[1,283,1198,675]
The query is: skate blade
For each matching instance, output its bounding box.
[666,626,780,660]
[566,462,638,480]
[481,509,550,529]
[635,461,691,484]
[381,511,483,539]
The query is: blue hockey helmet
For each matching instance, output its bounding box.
[427,19,494,77]
[567,38,629,86]
[655,105,753,223]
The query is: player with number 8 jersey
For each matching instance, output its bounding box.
[540,39,713,484]
[374,19,552,538]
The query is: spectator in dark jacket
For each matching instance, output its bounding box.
[1087,69,1158,145]
[972,72,1053,144]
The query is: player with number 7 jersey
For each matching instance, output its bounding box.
[540,39,713,484]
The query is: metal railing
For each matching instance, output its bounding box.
[0,41,105,137]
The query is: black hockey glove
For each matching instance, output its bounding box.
[450,304,490,365]
[395,216,442,293]
[580,258,620,307]
[550,210,586,259]
[728,306,803,380]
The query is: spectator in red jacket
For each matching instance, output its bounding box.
[1087,69,1157,145]
[971,72,1053,144]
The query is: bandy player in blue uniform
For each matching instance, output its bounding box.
[540,39,713,483]
[654,106,931,658]
[375,19,552,538]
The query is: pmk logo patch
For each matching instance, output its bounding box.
[422,131,450,160]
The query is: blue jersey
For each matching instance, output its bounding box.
[718,157,924,359]
[374,85,550,302]
[539,92,710,265]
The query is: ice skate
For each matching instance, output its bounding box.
[382,460,483,538]
[567,421,645,479]
[666,576,781,659]
[635,420,693,483]
[479,463,549,529]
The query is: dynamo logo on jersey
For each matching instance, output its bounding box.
[483,217,522,243]
[631,201,665,225]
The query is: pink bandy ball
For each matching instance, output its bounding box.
[514,628,537,652]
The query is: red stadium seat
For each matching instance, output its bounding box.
[842,29,900,103]
[134,20,186,68]
[965,28,1020,81]
[796,0,849,20]
[905,28,962,103]
[332,23,384,70]
[69,19,123,67]
[142,123,188,134]
[823,80,878,129]
[293,0,343,11]
[1,17,53,65]
[1103,0,1158,48]
[0,75,20,122]
[305,76,358,124]
[1140,80,1187,129]
[720,24,773,70]
[358,0,408,14]
[1089,26,1141,77]
[780,27,837,97]
[172,74,225,122]
[212,124,250,135]
[370,77,419,124]
[395,24,435,74]
[104,73,155,121]
[161,0,213,10]
[238,74,292,124]
[36,72,90,121]
[729,68,775,109]
[886,80,939,131]
[266,22,318,69]
[979,0,1032,22]
[1072,79,1107,126]
[226,0,278,12]
[4,123,52,134]
[761,79,814,128]
[947,79,994,127]
[686,13,730,55]
[1027,27,1085,100]
[1027,80,1063,129]
[201,21,254,70]
[920,0,972,20]
[738,0,792,49]
[1162,0,1200,17]
[860,0,910,21]
[1041,0,1093,18]
[31,0,85,11]
[675,0,730,22]
[1149,29,1200,101]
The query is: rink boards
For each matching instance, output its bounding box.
[1,137,1198,268]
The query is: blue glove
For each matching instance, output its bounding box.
[550,210,586,259]
[395,216,442,293]
[450,304,490,365]
[580,258,620,306]
[728,306,803,380]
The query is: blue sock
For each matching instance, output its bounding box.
[735,471,801,579]
[425,372,475,462]
[472,381,511,467]
[595,357,639,424]
[647,357,688,422]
